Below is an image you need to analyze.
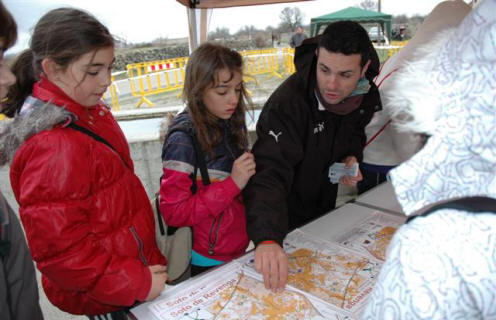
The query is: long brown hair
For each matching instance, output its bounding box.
[2,8,114,118]
[0,1,17,50]
[183,43,249,154]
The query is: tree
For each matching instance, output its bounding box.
[358,0,377,11]
[392,14,408,25]
[208,27,231,40]
[235,25,258,40]
[278,7,304,33]
[254,32,268,48]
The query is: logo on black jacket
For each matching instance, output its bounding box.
[314,122,324,134]
[269,130,282,142]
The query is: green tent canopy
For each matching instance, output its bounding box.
[310,6,392,40]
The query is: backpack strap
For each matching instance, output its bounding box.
[159,125,210,236]
[155,195,166,236]
[189,132,211,192]
[66,122,130,168]
[163,125,210,190]
[406,196,496,224]
[67,123,116,153]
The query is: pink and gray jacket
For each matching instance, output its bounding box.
[159,111,249,262]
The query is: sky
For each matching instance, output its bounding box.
[4,0,468,54]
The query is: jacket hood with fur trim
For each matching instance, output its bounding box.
[0,101,72,167]
[386,0,496,215]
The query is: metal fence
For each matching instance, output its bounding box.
[2,43,408,119]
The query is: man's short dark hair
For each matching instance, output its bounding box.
[318,20,372,68]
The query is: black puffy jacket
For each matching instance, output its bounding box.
[244,37,382,246]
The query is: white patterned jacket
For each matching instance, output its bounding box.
[362,1,496,319]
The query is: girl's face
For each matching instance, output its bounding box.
[51,46,114,107]
[202,68,242,120]
[0,38,16,104]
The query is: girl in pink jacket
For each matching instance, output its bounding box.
[159,43,255,276]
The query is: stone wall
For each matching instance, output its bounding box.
[114,39,274,71]
[114,45,189,71]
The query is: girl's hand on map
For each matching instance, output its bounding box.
[146,265,168,301]
[254,242,288,292]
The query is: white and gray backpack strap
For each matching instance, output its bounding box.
[406,196,496,224]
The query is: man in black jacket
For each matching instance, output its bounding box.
[244,21,382,290]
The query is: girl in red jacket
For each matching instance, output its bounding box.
[159,43,256,276]
[2,8,166,319]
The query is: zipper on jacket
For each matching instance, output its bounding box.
[223,122,236,160]
[129,226,149,266]
[208,213,224,255]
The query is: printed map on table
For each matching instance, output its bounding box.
[332,211,405,261]
[147,262,343,320]
[239,230,381,317]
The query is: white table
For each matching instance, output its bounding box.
[354,181,403,215]
[131,184,403,319]
[300,202,401,244]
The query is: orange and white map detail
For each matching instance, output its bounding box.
[281,231,382,315]
[208,273,322,319]
[237,230,382,318]
[147,262,345,320]
[333,211,405,261]
[287,247,373,310]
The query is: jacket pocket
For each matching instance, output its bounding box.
[207,213,224,255]
[129,226,149,266]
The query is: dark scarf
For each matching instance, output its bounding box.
[316,77,370,115]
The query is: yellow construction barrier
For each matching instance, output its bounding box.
[241,49,282,79]
[282,47,295,75]
[391,40,408,47]
[103,75,121,111]
[374,41,408,64]
[387,41,408,59]
[0,114,5,121]
[126,57,188,108]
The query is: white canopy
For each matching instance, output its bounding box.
[176,0,311,9]
[176,0,313,51]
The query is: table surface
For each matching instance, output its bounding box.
[354,181,403,215]
[131,182,404,319]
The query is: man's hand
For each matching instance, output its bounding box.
[340,156,363,186]
[254,242,288,291]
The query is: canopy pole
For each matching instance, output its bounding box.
[187,7,212,53]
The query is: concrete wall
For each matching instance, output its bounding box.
[129,138,164,199]
[0,130,259,215]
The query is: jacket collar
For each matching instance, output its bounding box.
[33,77,102,123]
[0,98,71,167]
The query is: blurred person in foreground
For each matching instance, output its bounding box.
[0,1,43,319]
[363,0,496,318]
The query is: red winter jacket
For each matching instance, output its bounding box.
[9,78,166,315]
[159,112,249,262]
